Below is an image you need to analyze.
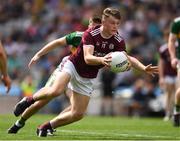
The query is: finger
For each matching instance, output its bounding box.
[105,62,111,67]
[6,85,10,93]
[148,72,155,77]
[150,67,158,70]
[146,64,152,68]
[151,74,155,77]
[28,61,33,69]
[153,69,159,73]
[105,56,112,60]
[105,58,112,63]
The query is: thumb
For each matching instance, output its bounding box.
[28,60,34,69]
[6,85,10,93]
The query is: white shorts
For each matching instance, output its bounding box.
[46,56,94,97]
[61,60,94,97]
[164,76,177,84]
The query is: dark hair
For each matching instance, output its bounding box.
[103,7,121,20]
[91,15,102,24]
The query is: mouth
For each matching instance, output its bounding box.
[112,30,117,33]
[111,31,117,35]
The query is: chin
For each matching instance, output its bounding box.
[111,31,117,35]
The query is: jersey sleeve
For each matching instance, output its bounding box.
[116,39,126,52]
[158,44,167,60]
[65,32,83,47]
[158,49,164,59]
[171,19,180,35]
[65,32,76,45]
[82,31,94,46]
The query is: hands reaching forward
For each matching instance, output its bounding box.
[144,64,159,77]
[28,55,40,69]
[1,74,11,93]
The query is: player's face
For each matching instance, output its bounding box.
[103,16,120,35]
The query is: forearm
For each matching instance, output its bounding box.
[168,42,176,60]
[83,45,103,65]
[84,54,103,65]
[168,34,177,60]
[128,56,146,72]
[36,37,66,57]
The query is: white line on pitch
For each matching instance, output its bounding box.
[58,129,180,139]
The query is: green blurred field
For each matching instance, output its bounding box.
[0,114,180,140]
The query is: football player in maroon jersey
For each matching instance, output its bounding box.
[11,7,158,137]
[158,29,177,121]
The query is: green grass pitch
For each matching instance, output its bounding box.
[0,114,180,140]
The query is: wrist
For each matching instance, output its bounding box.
[141,65,146,72]
[171,57,177,61]
[99,57,104,65]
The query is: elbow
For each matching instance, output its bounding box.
[84,57,91,65]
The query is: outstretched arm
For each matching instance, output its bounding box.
[0,41,11,93]
[28,37,67,68]
[128,55,158,77]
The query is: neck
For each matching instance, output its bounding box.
[100,26,112,39]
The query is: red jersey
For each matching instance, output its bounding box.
[69,26,126,78]
[159,43,177,76]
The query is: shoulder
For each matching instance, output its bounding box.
[66,31,84,38]
[114,32,125,43]
[83,25,101,37]
[171,17,180,31]
[82,26,100,40]
[66,31,84,45]
[89,26,101,37]
[174,17,180,23]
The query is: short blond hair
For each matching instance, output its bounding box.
[103,7,121,20]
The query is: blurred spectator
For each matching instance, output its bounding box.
[158,28,177,121]
[143,78,158,116]
[128,78,146,117]
[100,68,116,116]
[21,75,36,97]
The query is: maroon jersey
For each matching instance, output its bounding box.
[159,43,177,76]
[69,26,126,78]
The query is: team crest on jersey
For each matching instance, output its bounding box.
[109,44,114,50]
[96,42,100,46]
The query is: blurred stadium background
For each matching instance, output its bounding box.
[0,0,179,119]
